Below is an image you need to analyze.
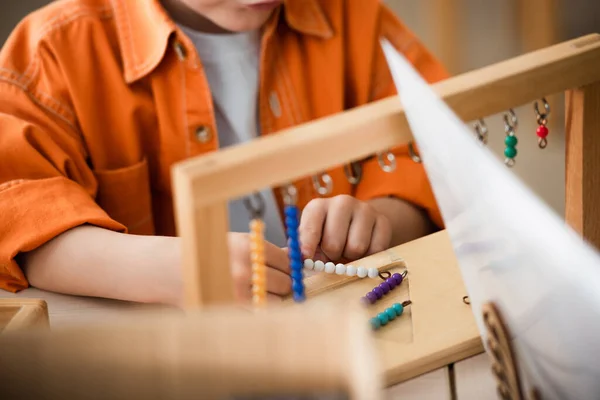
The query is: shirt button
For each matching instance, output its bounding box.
[195,126,212,143]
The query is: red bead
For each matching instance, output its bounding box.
[536,125,549,138]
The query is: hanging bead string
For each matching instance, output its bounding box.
[473,119,488,145]
[503,109,518,167]
[244,193,267,307]
[312,173,333,196]
[361,271,408,305]
[377,150,397,172]
[370,300,412,331]
[534,98,550,149]
[303,259,382,279]
[282,185,305,303]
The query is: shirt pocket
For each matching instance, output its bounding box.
[94,158,155,235]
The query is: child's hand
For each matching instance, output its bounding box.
[299,195,392,263]
[227,232,291,302]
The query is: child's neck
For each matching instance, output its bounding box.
[160,0,233,34]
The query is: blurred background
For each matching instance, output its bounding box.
[2,0,599,215]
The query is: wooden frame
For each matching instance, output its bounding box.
[172,33,600,309]
[0,305,379,399]
[0,299,49,333]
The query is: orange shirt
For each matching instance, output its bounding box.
[0,0,448,292]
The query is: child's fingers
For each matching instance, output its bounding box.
[264,240,291,274]
[366,214,393,255]
[266,266,292,296]
[320,196,353,261]
[343,204,377,260]
[298,199,327,258]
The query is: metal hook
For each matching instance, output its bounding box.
[473,119,488,144]
[343,162,362,185]
[377,151,396,172]
[312,173,333,196]
[378,271,392,280]
[281,184,298,206]
[463,295,471,305]
[401,270,408,279]
[401,300,412,307]
[534,98,551,125]
[408,141,422,163]
[503,109,518,133]
[243,192,266,219]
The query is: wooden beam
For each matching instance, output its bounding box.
[173,34,600,206]
[565,82,600,249]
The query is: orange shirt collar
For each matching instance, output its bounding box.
[112,0,334,83]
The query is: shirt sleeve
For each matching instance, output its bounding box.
[354,4,449,229]
[0,81,125,293]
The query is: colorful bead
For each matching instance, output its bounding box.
[377,312,389,326]
[393,303,404,316]
[370,317,382,330]
[385,308,397,321]
[365,292,378,304]
[504,146,517,159]
[504,135,518,147]
[537,125,549,138]
[392,273,403,285]
[324,262,336,274]
[335,263,346,275]
[346,265,357,276]
[314,260,325,272]
[386,277,397,289]
[357,266,368,278]
[379,281,391,294]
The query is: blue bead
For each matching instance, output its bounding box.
[290,259,303,270]
[370,317,381,330]
[289,248,302,261]
[292,280,305,293]
[288,237,300,250]
[377,312,389,326]
[284,206,298,218]
[393,303,404,316]
[291,270,303,280]
[293,291,306,302]
[285,216,299,228]
[286,229,299,240]
[385,308,397,321]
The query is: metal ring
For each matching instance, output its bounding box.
[503,109,518,133]
[538,137,548,149]
[401,270,408,279]
[474,119,488,144]
[463,295,471,305]
[504,158,516,168]
[343,162,362,185]
[281,184,298,206]
[312,173,333,196]
[534,97,550,121]
[377,151,396,173]
[408,141,422,163]
[378,271,391,280]
[243,192,266,219]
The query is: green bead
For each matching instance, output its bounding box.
[393,303,404,316]
[504,146,517,159]
[504,135,518,147]
[377,312,389,326]
[385,308,397,321]
[370,317,381,330]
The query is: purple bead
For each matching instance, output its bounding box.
[372,287,384,299]
[360,297,370,306]
[392,273,403,285]
[379,282,391,294]
[365,292,378,304]
[386,277,397,289]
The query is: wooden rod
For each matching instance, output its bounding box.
[565,82,600,250]
[172,34,600,207]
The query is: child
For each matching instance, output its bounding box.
[0,0,447,306]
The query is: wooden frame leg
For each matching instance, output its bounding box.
[565,82,600,249]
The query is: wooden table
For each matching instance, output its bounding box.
[0,286,497,398]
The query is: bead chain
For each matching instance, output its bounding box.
[285,205,305,303]
[361,271,407,305]
[249,219,267,306]
[303,259,381,279]
[370,301,412,331]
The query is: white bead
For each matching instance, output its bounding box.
[346,265,357,277]
[304,259,315,270]
[356,266,368,278]
[324,262,336,274]
[335,263,346,275]
[314,260,325,272]
[368,267,379,279]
